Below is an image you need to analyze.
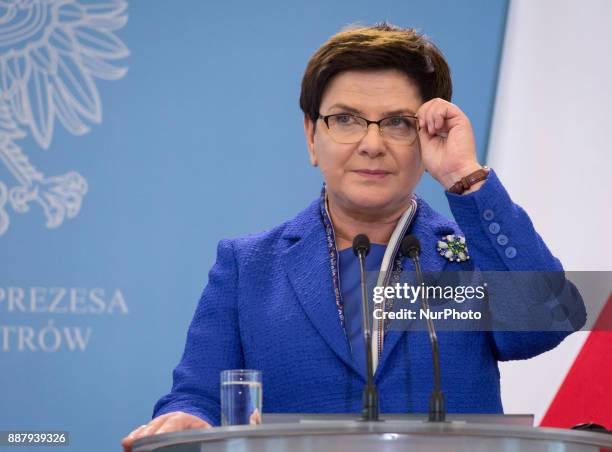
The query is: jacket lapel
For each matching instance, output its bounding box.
[280,201,362,378]
[278,196,463,381]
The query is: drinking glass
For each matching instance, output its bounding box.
[220,369,262,426]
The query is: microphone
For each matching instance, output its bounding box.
[352,234,379,422]
[352,234,371,257]
[400,235,446,422]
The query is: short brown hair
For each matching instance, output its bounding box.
[299,23,452,121]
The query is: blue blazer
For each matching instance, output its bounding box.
[153,171,585,425]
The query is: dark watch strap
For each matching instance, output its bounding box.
[448,167,489,194]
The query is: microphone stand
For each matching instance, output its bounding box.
[357,248,380,421]
[411,252,446,422]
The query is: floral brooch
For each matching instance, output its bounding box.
[437,234,470,262]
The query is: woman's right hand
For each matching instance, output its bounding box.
[121,411,212,452]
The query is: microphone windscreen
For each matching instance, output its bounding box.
[401,235,421,258]
[352,234,371,257]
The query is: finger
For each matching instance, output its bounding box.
[186,417,211,429]
[182,415,211,430]
[420,99,443,135]
[121,415,174,452]
[121,434,134,452]
[416,99,436,130]
[431,100,462,135]
[155,417,188,435]
[156,414,210,434]
[122,435,137,452]
[121,425,149,452]
[121,425,147,452]
[249,408,262,425]
[123,424,147,442]
[138,414,174,437]
[433,107,446,131]
[427,100,441,135]
[417,119,433,145]
[429,100,452,134]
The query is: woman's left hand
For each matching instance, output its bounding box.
[416,98,482,190]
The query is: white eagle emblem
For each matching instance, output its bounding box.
[0,0,128,235]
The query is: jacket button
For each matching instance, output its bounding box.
[505,246,517,258]
[497,234,508,245]
[488,222,500,234]
[483,209,494,221]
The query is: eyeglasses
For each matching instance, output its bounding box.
[318,113,420,145]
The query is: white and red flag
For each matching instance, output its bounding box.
[487,0,612,427]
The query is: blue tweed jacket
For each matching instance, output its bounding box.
[153,170,584,425]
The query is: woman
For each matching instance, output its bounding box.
[122,23,583,450]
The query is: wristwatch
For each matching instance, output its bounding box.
[448,167,490,194]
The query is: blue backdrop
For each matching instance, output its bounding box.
[0,1,508,450]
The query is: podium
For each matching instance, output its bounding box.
[132,415,612,451]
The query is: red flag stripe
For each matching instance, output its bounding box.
[540,294,612,429]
